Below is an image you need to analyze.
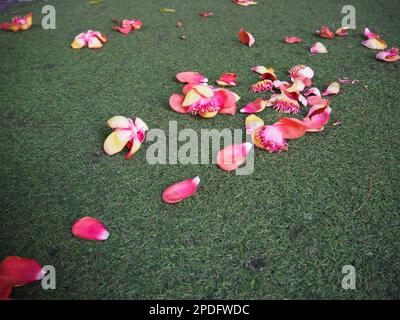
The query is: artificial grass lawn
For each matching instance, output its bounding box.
[0,0,399,299]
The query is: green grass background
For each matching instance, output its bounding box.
[0,0,399,299]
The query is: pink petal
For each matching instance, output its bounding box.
[274,118,307,140]
[376,48,399,62]
[307,96,330,107]
[310,42,328,54]
[238,28,255,47]
[284,36,302,44]
[199,12,213,17]
[213,89,238,115]
[304,87,322,97]
[322,82,340,96]
[0,275,12,300]
[240,98,267,113]
[216,73,238,87]
[72,217,109,241]
[112,26,132,34]
[0,256,44,287]
[162,177,200,204]
[176,72,208,84]
[364,27,379,39]
[169,94,188,113]
[302,105,332,132]
[316,26,335,39]
[335,27,349,37]
[216,143,253,172]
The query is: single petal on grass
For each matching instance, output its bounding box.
[216,73,238,86]
[364,27,380,39]
[72,217,109,241]
[238,28,255,47]
[316,26,335,39]
[0,275,12,300]
[169,94,188,113]
[0,257,44,287]
[216,143,253,171]
[199,12,213,17]
[0,13,32,32]
[245,115,264,134]
[274,118,307,140]
[176,71,208,84]
[322,82,340,96]
[233,0,258,6]
[310,42,328,54]
[362,38,387,50]
[252,125,288,153]
[302,104,332,132]
[376,48,399,62]
[284,36,302,44]
[250,79,273,93]
[160,8,176,13]
[240,98,267,113]
[162,177,200,204]
[335,27,349,36]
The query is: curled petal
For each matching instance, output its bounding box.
[266,94,300,114]
[362,38,387,50]
[245,114,264,134]
[238,28,255,47]
[376,48,399,62]
[240,98,267,114]
[0,257,44,287]
[286,79,305,93]
[103,131,130,155]
[162,177,200,204]
[216,143,253,171]
[302,105,332,132]
[233,0,257,6]
[0,275,12,300]
[216,73,238,87]
[88,36,103,49]
[364,27,379,39]
[176,71,208,84]
[316,26,335,39]
[335,27,349,36]
[322,82,340,96]
[311,42,328,54]
[284,36,302,44]
[72,217,109,241]
[274,118,307,140]
[112,26,132,34]
[121,19,142,30]
[304,87,322,97]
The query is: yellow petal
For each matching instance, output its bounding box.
[199,111,218,118]
[182,89,201,107]
[103,131,129,155]
[107,116,130,129]
[88,36,103,49]
[245,115,264,134]
[194,85,213,98]
[71,38,85,49]
[286,79,305,93]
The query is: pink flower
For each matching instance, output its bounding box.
[266,94,300,114]
[113,18,142,34]
[376,48,399,62]
[253,125,288,153]
[71,30,108,49]
[103,116,148,159]
[0,13,32,32]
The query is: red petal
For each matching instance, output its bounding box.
[112,26,132,34]
[216,143,253,171]
[199,12,213,17]
[162,177,200,204]
[214,89,237,115]
[176,72,208,84]
[284,36,302,44]
[0,256,44,287]
[238,28,255,47]
[274,118,307,139]
[72,217,109,241]
[0,275,12,300]
[169,94,188,113]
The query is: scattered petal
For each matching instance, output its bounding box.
[322,82,340,96]
[376,48,399,62]
[72,217,109,241]
[0,257,44,287]
[233,0,257,6]
[199,12,213,17]
[362,38,387,50]
[0,13,32,32]
[311,42,328,54]
[162,177,200,204]
[364,27,380,39]
[216,73,238,86]
[304,87,322,97]
[302,104,332,132]
[284,36,302,44]
[337,78,360,84]
[335,27,349,36]
[240,98,267,114]
[316,26,335,39]
[250,79,273,93]
[216,143,253,171]
[266,94,300,114]
[71,30,107,50]
[238,28,255,47]
[245,115,264,134]
[0,275,12,300]
[176,71,208,84]
[274,118,307,140]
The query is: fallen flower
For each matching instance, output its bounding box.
[289,65,314,87]
[240,98,267,113]
[238,28,255,47]
[72,217,109,241]
[284,36,302,44]
[233,0,257,6]
[376,48,399,62]
[311,42,328,54]
[266,94,300,114]
[71,30,107,49]
[216,143,253,171]
[216,73,238,87]
[199,12,213,17]
[169,85,239,118]
[176,71,208,84]
[162,177,200,204]
[112,18,142,34]
[316,26,335,39]
[0,13,32,32]
[0,275,12,300]
[252,125,288,153]
[322,82,340,96]
[0,256,44,287]
[103,116,148,159]
[250,79,273,93]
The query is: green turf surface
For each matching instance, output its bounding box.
[0,0,399,299]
